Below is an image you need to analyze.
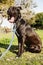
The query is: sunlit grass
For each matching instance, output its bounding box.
[35,29,43,40]
[0,30,43,65]
[0,32,18,45]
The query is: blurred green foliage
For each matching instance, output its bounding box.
[31,12,43,28]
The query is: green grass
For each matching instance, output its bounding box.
[35,29,43,40]
[0,30,43,65]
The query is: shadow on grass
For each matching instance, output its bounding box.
[0,43,18,55]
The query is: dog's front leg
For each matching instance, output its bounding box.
[18,42,22,56]
[18,36,25,56]
[21,36,25,53]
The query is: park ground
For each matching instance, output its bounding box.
[0,29,43,65]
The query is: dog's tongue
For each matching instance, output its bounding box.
[9,17,15,23]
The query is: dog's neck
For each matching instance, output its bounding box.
[15,17,23,28]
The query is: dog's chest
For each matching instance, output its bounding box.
[16,24,26,36]
[16,19,26,36]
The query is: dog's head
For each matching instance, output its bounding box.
[7,6,22,23]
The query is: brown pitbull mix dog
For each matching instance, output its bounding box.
[7,6,42,56]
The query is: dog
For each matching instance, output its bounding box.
[7,6,42,56]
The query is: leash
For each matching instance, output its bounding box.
[0,23,19,59]
[0,15,20,59]
[0,31,14,59]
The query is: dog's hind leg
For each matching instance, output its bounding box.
[29,44,41,53]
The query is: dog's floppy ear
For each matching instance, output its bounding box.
[17,6,22,10]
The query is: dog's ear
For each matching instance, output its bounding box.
[17,6,22,10]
